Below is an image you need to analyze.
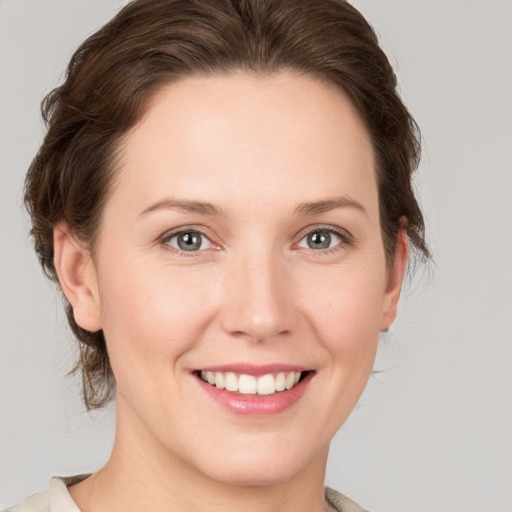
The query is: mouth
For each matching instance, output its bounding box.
[193,364,315,415]
[196,369,310,396]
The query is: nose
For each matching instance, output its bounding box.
[220,249,298,343]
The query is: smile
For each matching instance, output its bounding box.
[199,370,303,395]
[194,365,314,415]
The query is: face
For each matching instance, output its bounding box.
[66,71,406,487]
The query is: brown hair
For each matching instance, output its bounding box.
[25,0,430,409]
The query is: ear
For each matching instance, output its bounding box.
[380,228,409,331]
[53,222,102,332]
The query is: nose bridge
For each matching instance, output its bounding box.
[221,243,296,342]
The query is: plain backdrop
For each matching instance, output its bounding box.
[1,1,511,511]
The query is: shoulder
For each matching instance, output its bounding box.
[6,492,49,512]
[6,475,88,512]
[8,479,364,512]
[325,486,369,512]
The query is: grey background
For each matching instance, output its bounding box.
[1,1,511,511]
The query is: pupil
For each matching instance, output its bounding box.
[308,231,330,249]
[178,232,201,251]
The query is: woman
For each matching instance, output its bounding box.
[9,0,429,510]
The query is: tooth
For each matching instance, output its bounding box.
[285,372,295,390]
[215,372,225,389]
[257,374,276,395]
[239,374,257,394]
[225,372,238,392]
[275,372,286,391]
[203,370,303,394]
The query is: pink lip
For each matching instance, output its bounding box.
[195,371,314,416]
[196,363,310,376]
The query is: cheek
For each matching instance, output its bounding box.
[96,256,220,384]
[299,262,385,362]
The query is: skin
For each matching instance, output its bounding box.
[54,71,408,512]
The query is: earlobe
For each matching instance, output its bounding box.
[53,222,102,332]
[380,229,409,331]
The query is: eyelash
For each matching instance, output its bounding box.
[295,225,353,255]
[160,225,353,256]
[160,226,218,257]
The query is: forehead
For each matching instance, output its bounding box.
[111,71,377,218]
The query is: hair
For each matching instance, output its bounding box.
[25,0,430,409]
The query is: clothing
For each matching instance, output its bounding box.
[7,475,368,512]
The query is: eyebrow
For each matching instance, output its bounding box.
[137,199,224,219]
[137,195,367,219]
[294,196,367,217]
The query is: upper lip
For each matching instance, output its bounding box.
[194,363,311,376]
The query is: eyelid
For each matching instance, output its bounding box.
[160,225,221,254]
[293,224,354,251]
[158,223,353,255]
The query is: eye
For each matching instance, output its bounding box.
[297,229,343,251]
[165,230,212,252]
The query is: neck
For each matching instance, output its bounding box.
[69,398,331,512]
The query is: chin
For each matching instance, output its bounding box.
[188,435,327,488]
[205,460,304,488]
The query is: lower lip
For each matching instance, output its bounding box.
[196,372,313,416]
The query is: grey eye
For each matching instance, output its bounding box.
[167,231,212,251]
[298,230,341,250]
